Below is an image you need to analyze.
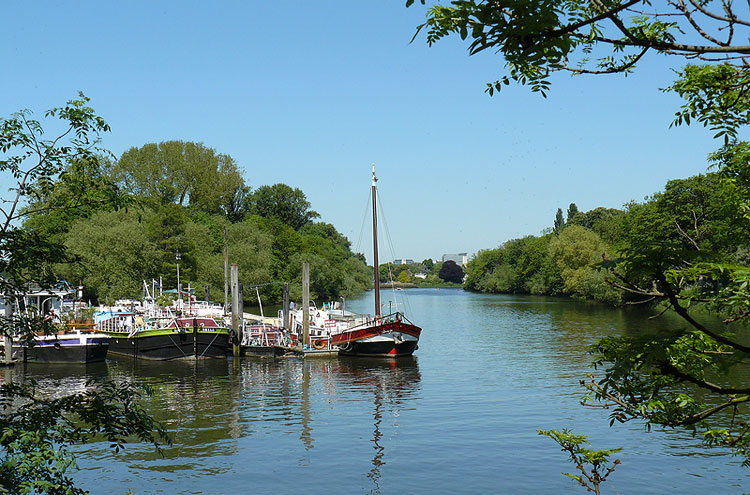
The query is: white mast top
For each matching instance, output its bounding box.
[372,163,377,186]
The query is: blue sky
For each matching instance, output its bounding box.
[1,2,719,264]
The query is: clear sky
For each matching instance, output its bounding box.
[1,1,719,264]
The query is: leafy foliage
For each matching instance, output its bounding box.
[465,168,745,305]
[112,141,244,216]
[408,1,750,96]
[0,96,169,494]
[538,429,621,494]
[56,206,367,305]
[438,260,464,283]
[249,183,320,230]
[668,65,750,143]
[0,93,127,294]
[554,208,565,232]
[0,380,170,494]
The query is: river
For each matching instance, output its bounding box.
[4,288,748,493]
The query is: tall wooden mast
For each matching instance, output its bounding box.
[372,163,380,318]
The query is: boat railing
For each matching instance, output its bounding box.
[343,311,410,332]
[241,322,288,347]
[96,312,195,335]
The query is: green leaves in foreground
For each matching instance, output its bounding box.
[584,328,750,465]
[538,429,621,494]
[0,379,171,494]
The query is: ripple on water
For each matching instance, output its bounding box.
[17,290,746,494]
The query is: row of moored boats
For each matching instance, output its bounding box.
[1,166,422,364]
[1,284,421,364]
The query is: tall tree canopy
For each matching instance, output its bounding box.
[113,141,245,216]
[249,183,320,230]
[553,208,564,231]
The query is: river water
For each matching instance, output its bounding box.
[5,288,748,493]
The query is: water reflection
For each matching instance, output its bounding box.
[8,289,748,494]
[98,356,241,475]
[327,357,421,495]
[228,356,420,493]
[0,361,110,398]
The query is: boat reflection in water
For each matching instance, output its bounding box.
[25,355,421,494]
[291,357,422,494]
[0,361,111,398]
[68,355,242,485]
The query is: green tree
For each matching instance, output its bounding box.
[538,429,621,494]
[566,203,580,224]
[567,207,626,245]
[249,183,320,230]
[113,140,245,216]
[554,208,565,232]
[620,173,741,259]
[21,154,124,250]
[61,209,162,302]
[464,248,503,291]
[0,95,168,493]
[548,225,621,303]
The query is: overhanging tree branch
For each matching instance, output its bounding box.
[657,271,750,353]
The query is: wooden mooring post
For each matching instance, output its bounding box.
[302,262,310,348]
[282,282,290,331]
[193,317,198,359]
[231,264,241,357]
[3,301,13,365]
[223,226,229,315]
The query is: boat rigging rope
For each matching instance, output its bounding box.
[199,331,221,358]
[354,185,372,255]
[375,188,413,317]
[166,334,189,358]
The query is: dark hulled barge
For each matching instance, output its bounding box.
[97,312,230,360]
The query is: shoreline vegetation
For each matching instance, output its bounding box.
[381,281,462,289]
[461,171,746,307]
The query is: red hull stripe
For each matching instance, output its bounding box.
[330,322,421,346]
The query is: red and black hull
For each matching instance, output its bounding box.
[332,320,421,357]
[336,338,418,357]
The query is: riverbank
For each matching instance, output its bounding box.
[382,281,462,289]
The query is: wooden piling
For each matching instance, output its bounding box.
[231,264,241,357]
[223,226,229,315]
[282,282,290,331]
[302,262,310,348]
[3,301,13,365]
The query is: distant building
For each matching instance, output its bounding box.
[414,273,427,279]
[442,253,468,267]
[393,258,415,265]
